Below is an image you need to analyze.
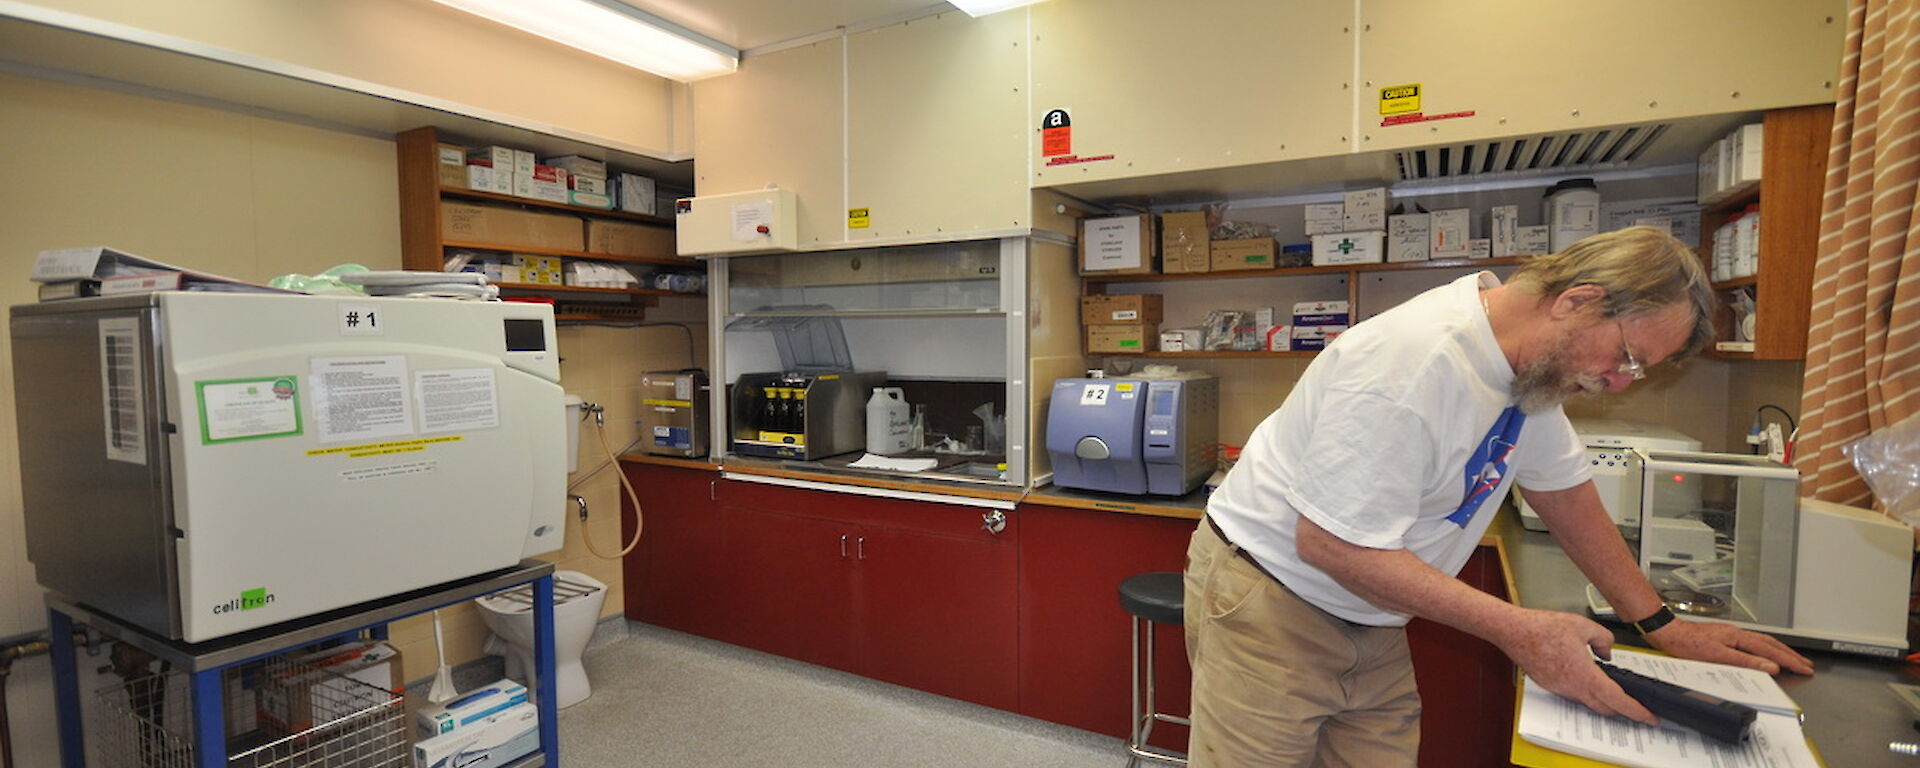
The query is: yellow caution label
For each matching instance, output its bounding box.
[307,435,463,459]
[757,431,806,444]
[1116,383,1136,392]
[1379,83,1421,115]
[643,398,693,407]
[848,207,871,229]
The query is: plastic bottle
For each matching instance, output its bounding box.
[776,387,795,434]
[791,387,809,441]
[1543,178,1601,252]
[760,387,780,435]
[865,388,911,455]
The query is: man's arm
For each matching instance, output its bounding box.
[1295,515,1657,724]
[1520,481,1813,675]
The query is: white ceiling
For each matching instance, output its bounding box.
[615,0,953,51]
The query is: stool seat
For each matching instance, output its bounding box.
[1118,572,1185,627]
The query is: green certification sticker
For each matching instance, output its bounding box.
[197,376,304,444]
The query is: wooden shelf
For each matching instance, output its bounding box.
[442,240,698,268]
[1702,186,1761,215]
[1098,350,1318,359]
[495,281,678,297]
[1711,276,1759,290]
[439,185,675,226]
[1082,256,1532,284]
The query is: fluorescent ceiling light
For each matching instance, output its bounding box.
[429,0,738,82]
[947,0,1046,17]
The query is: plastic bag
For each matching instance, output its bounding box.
[267,263,370,295]
[1842,412,1920,525]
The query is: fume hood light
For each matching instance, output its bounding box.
[429,0,739,82]
[947,0,1047,17]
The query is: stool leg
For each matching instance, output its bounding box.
[1125,615,1142,768]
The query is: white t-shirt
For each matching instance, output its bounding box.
[1208,272,1589,626]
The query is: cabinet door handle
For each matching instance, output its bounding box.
[840,534,849,558]
[981,510,1007,535]
[857,536,866,560]
[708,479,717,502]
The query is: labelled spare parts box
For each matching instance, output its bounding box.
[1209,237,1276,271]
[588,220,676,258]
[1160,211,1211,273]
[1080,214,1157,275]
[440,202,584,252]
[436,143,468,190]
[1081,294,1164,325]
[1087,323,1156,353]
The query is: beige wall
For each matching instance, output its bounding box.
[10,0,682,153]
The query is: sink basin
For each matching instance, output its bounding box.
[938,460,1006,479]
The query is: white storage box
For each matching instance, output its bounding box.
[1311,231,1385,266]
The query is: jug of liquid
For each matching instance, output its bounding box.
[865,388,911,455]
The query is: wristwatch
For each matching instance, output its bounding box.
[1629,604,1677,635]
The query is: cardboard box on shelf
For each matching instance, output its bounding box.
[466,163,495,194]
[1488,205,1519,257]
[440,202,584,251]
[415,704,538,768]
[1292,299,1350,327]
[1729,123,1763,188]
[587,219,676,258]
[1160,211,1211,273]
[1081,294,1165,325]
[1469,238,1492,259]
[1387,213,1431,263]
[1429,208,1471,259]
[567,174,609,195]
[512,254,564,285]
[1343,188,1388,231]
[1311,231,1385,266]
[1080,214,1157,275]
[544,155,607,180]
[1160,328,1203,352]
[1265,325,1291,351]
[1290,324,1349,351]
[1305,203,1346,236]
[1210,237,1276,271]
[514,164,569,204]
[259,643,402,735]
[1087,324,1156,353]
[617,173,657,215]
[436,143,467,189]
[568,190,615,209]
[466,146,515,194]
[1516,225,1550,255]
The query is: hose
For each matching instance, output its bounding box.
[576,402,645,559]
[1,631,85,768]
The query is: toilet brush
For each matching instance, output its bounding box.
[428,609,457,704]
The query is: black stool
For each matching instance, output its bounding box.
[1118,572,1189,767]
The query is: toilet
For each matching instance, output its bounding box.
[474,569,608,709]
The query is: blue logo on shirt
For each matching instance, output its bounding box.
[1446,406,1526,527]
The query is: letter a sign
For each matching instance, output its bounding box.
[1041,108,1071,157]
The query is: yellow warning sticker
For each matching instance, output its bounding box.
[308,435,463,459]
[1115,383,1136,392]
[1379,83,1421,116]
[848,207,871,229]
[644,398,693,408]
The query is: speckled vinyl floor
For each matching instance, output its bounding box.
[553,622,1125,767]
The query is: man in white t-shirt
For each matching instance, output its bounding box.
[1183,227,1812,767]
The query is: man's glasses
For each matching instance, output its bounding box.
[1616,320,1645,381]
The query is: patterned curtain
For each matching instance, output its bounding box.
[1796,0,1920,506]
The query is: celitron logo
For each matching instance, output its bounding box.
[214,587,275,614]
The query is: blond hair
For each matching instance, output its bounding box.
[1510,226,1716,359]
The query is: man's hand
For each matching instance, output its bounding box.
[1644,619,1814,676]
[1494,608,1657,724]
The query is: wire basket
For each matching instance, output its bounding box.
[94,653,409,768]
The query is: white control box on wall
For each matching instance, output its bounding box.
[675,188,798,256]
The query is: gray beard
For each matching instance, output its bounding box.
[1511,341,1608,414]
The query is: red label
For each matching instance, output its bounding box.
[1380,110,1477,127]
[1043,154,1116,167]
[1042,126,1072,157]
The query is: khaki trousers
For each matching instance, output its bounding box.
[1183,519,1420,768]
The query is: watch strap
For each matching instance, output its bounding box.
[1629,604,1677,635]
